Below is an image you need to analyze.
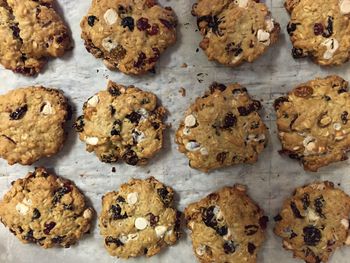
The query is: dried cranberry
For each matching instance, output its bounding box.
[125,111,141,124]
[274,96,289,110]
[341,111,348,124]
[222,113,237,129]
[245,225,259,235]
[216,152,227,164]
[313,23,324,35]
[121,16,134,31]
[44,222,56,235]
[148,48,160,63]
[147,24,159,35]
[133,52,146,68]
[74,115,85,132]
[159,18,173,29]
[223,241,236,254]
[303,226,321,246]
[105,236,124,246]
[110,204,128,220]
[122,150,139,165]
[290,201,303,219]
[9,105,28,120]
[136,17,150,31]
[287,22,297,35]
[247,243,256,254]
[258,216,269,230]
[87,15,97,27]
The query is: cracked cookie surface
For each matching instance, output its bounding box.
[274,181,350,263]
[0,86,69,165]
[275,75,350,171]
[191,0,280,66]
[185,184,267,263]
[99,177,181,258]
[0,167,93,248]
[80,0,177,75]
[74,81,166,165]
[175,82,268,172]
[285,0,350,65]
[0,0,71,75]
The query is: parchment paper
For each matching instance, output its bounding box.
[1,0,350,262]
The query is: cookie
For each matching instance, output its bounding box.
[0,167,93,248]
[275,75,350,172]
[99,177,181,258]
[175,82,268,172]
[285,0,350,65]
[0,0,71,76]
[80,0,177,75]
[185,184,268,263]
[74,81,166,165]
[0,86,69,165]
[191,0,280,67]
[274,181,350,263]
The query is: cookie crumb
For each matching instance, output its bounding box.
[179,87,186,97]
[181,63,188,68]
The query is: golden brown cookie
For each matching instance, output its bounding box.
[175,82,268,172]
[0,167,93,248]
[185,184,268,263]
[0,86,69,165]
[99,177,181,258]
[80,0,177,74]
[285,0,350,65]
[0,0,71,75]
[275,75,350,171]
[191,0,280,66]
[274,181,350,263]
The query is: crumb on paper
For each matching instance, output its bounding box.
[112,167,116,173]
[181,63,188,68]
[179,87,186,97]
[166,123,172,129]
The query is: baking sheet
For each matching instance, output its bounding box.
[1,0,350,262]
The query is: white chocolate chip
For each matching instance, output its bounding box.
[137,108,149,121]
[135,217,149,230]
[15,203,29,215]
[41,102,53,115]
[303,136,316,152]
[85,136,99,145]
[200,147,208,155]
[265,18,275,32]
[183,127,191,135]
[341,219,349,229]
[184,114,196,127]
[322,38,339,59]
[119,235,128,243]
[87,95,99,107]
[155,225,167,238]
[127,192,138,205]
[307,209,320,222]
[340,0,350,14]
[132,130,145,143]
[104,9,118,25]
[102,37,118,52]
[196,244,206,256]
[235,0,248,8]
[257,29,271,46]
[333,122,342,131]
[83,208,93,219]
[185,141,201,151]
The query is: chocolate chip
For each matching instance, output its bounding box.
[303,226,321,246]
[290,201,303,219]
[209,82,226,93]
[121,16,134,31]
[126,111,141,124]
[313,23,324,35]
[9,105,28,120]
[292,47,307,58]
[110,204,128,220]
[258,216,269,230]
[122,150,139,165]
[301,193,310,210]
[223,240,236,254]
[216,152,227,164]
[287,22,297,35]
[274,214,283,222]
[32,208,41,220]
[247,243,256,254]
[216,225,228,236]
[223,113,237,129]
[105,236,124,246]
[274,97,289,110]
[88,15,97,27]
[44,222,56,235]
[341,111,348,124]
[159,18,174,29]
[245,225,259,235]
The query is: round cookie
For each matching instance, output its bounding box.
[80,0,177,75]
[0,0,71,76]
[0,86,69,165]
[0,167,93,248]
[191,0,280,67]
[275,75,350,172]
[274,181,350,263]
[285,0,350,65]
[99,177,181,258]
[175,82,268,172]
[185,184,268,263]
[74,81,166,165]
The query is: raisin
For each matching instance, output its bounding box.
[159,18,173,29]
[88,15,97,27]
[110,204,128,220]
[313,23,324,35]
[9,105,28,120]
[247,243,256,254]
[287,22,297,35]
[52,183,72,205]
[10,24,20,38]
[44,222,56,235]
[314,196,325,218]
[223,241,236,254]
[122,150,139,165]
[157,187,171,204]
[216,152,227,164]
[225,42,243,56]
[290,231,298,239]
[202,206,217,229]
[151,122,160,130]
[24,229,37,243]
[125,111,141,124]
[290,201,303,219]
[245,225,259,235]
[322,16,333,38]
[108,85,121,96]
[116,196,125,203]
[110,105,116,115]
[258,216,269,230]
[133,52,146,68]
[197,15,222,35]
[341,111,348,124]
[121,16,134,31]
[111,120,122,136]
[223,113,237,129]
[52,236,65,244]
[136,17,150,31]
[149,213,159,227]
[301,193,310,210]
[74,115,85,132]
[148,47,160,63]
[294,86,313,98]
[274,97,289,110]
[147,24,159,35]
[232,87,247,96]
[274,214,283,221]
[105,236,124,246]
[292,47,306,58]
[303,226,321,246]
[32,208,41,220]
[237,100,261,116]
[209,82,226,93]
[216,225,228,236]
